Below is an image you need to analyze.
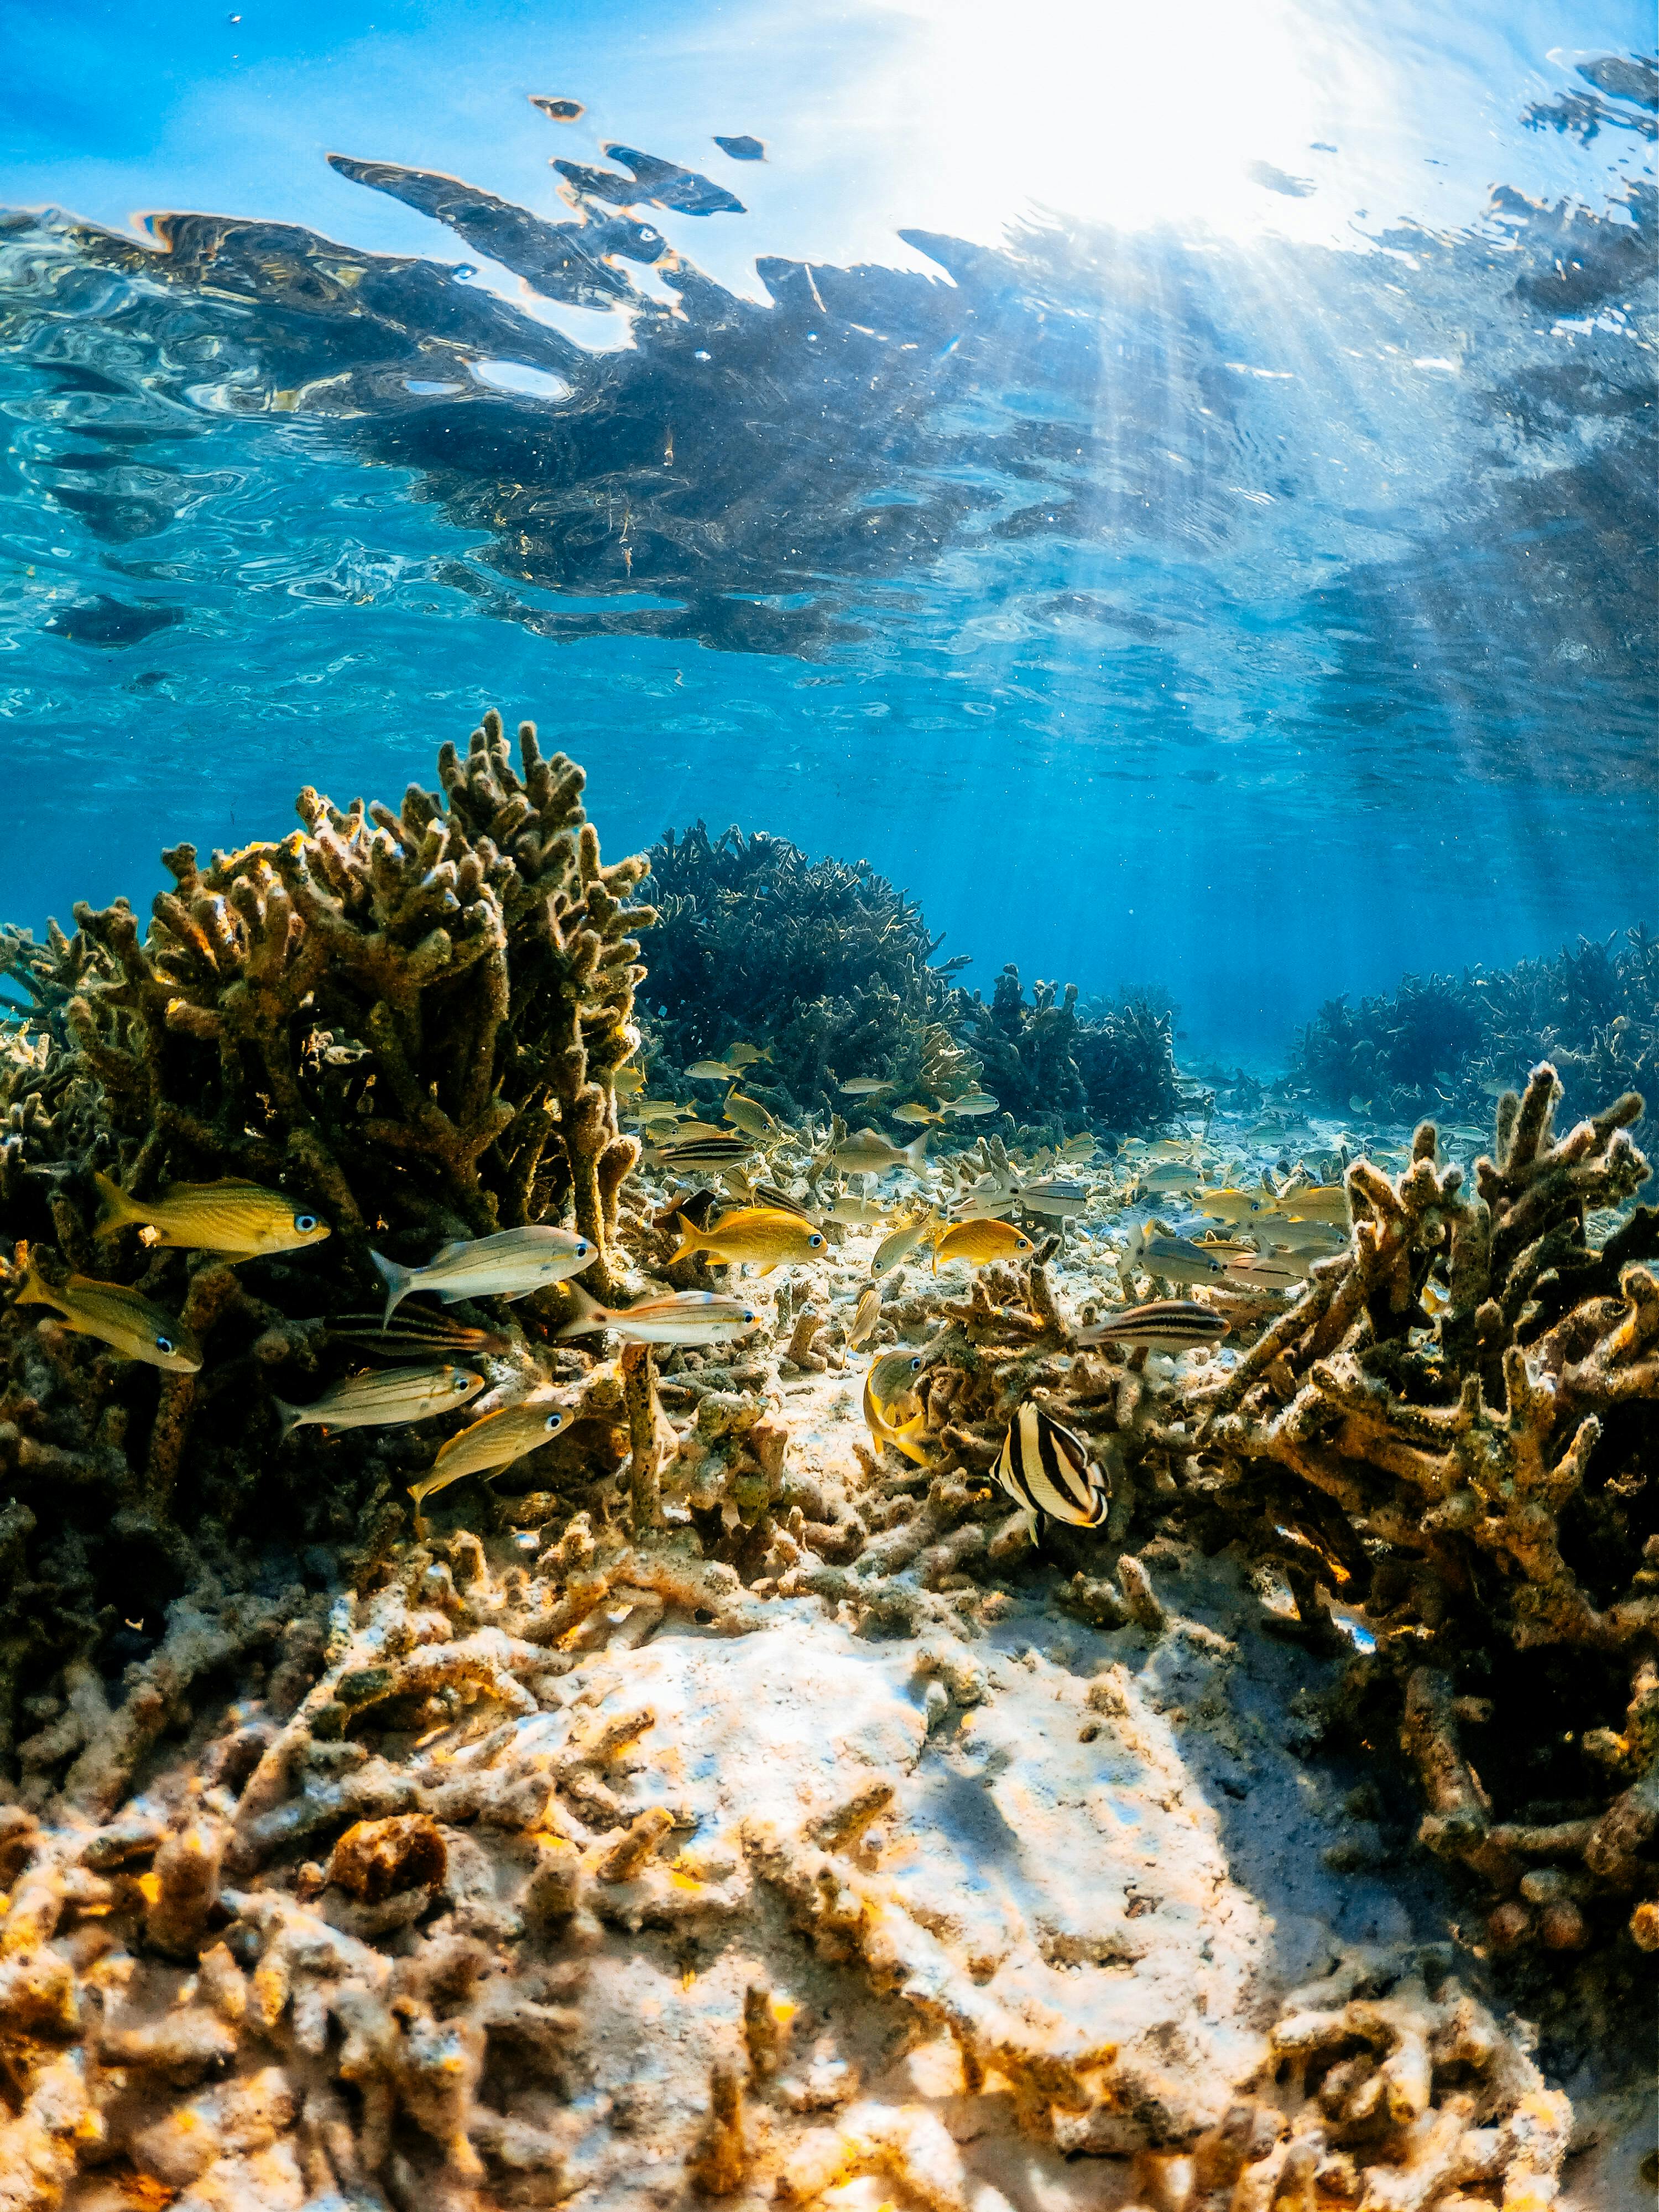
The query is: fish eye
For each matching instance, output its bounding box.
[742,1310,758,1323]
[452,1375,471,1392]
[155,1334,174,1354]
[808,1232,825,1248]
[544,1411,564,1431]
[293,1213,319,1234]
[576,1240,590,1255]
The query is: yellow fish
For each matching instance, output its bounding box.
[409,1397,573,1532]
[723,1093,784,1144]
[890,1102,943,1126]
[275,1364,483,1443]
[671,1207,827,1275]
[1187,1187,1276,1225]
[95,1172,330,1258]
[722,1042,770,1066]
[612,1063,645,1095]
[669,1120,729,1141]
[870,1211,936,1276]
[687,1058,737,1080]
[930,1219,1035,1272]
[1269,1182,1351,1227]
[863,1349,933,1468]
[13,1257,201,1371]
[848,1286,883,1348]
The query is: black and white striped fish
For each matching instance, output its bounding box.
[1075,1300,1230,1352]
[993,1404,1108,1527]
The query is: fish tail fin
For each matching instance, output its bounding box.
[93,1169,139,1234]
[905,1131,931,1173]
[669,1222,706,1265]
[370,1248,412,1327]
[11,1249,54,1309]
[557,1281,609,1338]
[273,1397,304,1444]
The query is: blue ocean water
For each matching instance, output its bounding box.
[1,3,1653,1061]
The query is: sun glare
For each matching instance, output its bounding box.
[852,0,1401,247]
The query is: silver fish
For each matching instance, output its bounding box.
[832,1128,930,1175]
[372,1226,594,1324]
[276,1364,483,1443]
[1223,1252,1306,1291]
[558,1283,761,1344]
[1131,1230,1226,1287]
[826,1193,890,1227]
[838,1076,895,1096]
[1019,1175,1088,1219]
[941,1091,1000,1117]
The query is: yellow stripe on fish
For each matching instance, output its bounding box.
[409,1398,573,1533]
[13,1256,201,1371]
[275,1363,483,1443]
[95,1171,330,1258]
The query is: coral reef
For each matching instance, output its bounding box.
[641,827,1180,1138]
[0,710,652,1753]
[640,822,976,1118]
[1291,926,1659,1128]
[2,721,1654,2210]
[1192,1067,1658,1955]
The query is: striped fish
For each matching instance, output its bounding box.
[654,1134,757,1168]
[1075,1300,1229,1352]
[993,1404,1108,1527]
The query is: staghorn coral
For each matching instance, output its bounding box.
[1187,1065,1659,1952]
[640,821,977,1118]
[0,708,654,1768]
[1291,924,1659,1129]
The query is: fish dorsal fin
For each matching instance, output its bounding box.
[429,1237,473,1265]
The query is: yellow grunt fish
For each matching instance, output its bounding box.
[723,1093,785,1143]
[670,1206,826,1274]
[722,1042,770,1066]
[410,1397,574,1531]
[95,1172,330,1258]
[848,1286,883,1348]
[1267,1181,1351,1226]
[688,1058,738,1079]
[1186,1187,1276,1225]
[14,1257,201,1371]
[890,1102,944,1126]
[930,1219,1035,1272]
[863,1349,933,1468]
[870,1211,936,1275]
[275,1363,483,1443]
[612,1063,645,1095]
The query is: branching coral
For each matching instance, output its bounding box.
[1291,925,1659,1128]
[1187,1066,1658,1950]
[0,708,653,1766]
[641,821,975,1116]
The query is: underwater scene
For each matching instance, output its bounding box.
[0,3,1655,2207]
